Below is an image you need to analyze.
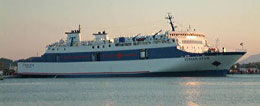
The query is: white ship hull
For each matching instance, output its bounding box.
[17,53,243,77]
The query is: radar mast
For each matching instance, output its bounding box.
[165,13,175,31]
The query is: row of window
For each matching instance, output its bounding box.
[92,44,112,49]
[50,48,65,51]
[186,46,203,50]
[53,49,149,62]
[49,44,113,51]
[182,40,202,44]
[169,33,205,37]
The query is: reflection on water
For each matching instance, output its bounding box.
[183,81,200,86]
[104,100,113,106]
[187,101,199,106]
[182,81,201,106]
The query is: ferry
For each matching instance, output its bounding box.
[17,14,246,77]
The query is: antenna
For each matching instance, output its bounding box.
[153,30,162,37]
[78,24,81,33]
[215,38,220,51]
[165,13,175,31]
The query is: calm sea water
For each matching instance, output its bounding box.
[1,75,260,106]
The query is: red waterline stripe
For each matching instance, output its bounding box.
[18,71,150,75]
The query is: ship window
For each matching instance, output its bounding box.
[64,48,66,50]
[97,46,99,48]
[92,46,94,49]
[91,53,95,61]
[109,44,111,47]
[103,45,105,48]
[56,54,60,62]
[97,52,100,61]
[140,49,148,59]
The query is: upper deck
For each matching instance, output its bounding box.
[46,30,177,53]
[45,14,210,54]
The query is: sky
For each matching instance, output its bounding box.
[0,0,260,60]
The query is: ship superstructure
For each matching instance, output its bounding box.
[17,15,246,77]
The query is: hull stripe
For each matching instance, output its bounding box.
[16,70,230,77]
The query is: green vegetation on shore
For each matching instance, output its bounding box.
[0,58,17,75]
[0,58,17,70]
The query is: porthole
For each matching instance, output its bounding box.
[109,44,111,47]
[92,46,94,49]
[103,45,105,48]
[97,46,99,48]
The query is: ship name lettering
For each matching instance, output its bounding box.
[184,56,209,61]
[23,64,34,68]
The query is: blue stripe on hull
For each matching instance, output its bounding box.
[21,45,246,63]
[18,70,229,78]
